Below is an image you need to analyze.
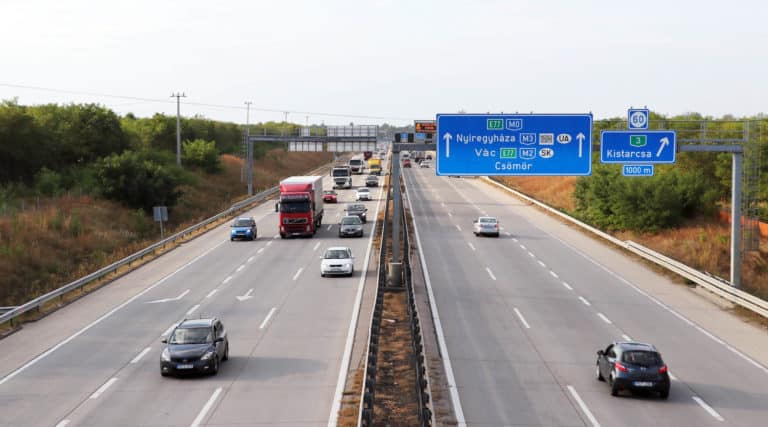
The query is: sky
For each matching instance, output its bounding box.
[1,0,767,126]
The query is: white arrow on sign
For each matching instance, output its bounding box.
[656,137,670,157]
[146,289,190,304]
[443,133,452,158]
[236,288,254,302]
[576,133,586,158]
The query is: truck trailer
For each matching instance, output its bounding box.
[368,158,382,175]
[277,176,324,238]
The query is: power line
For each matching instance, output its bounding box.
[0,82,413,122]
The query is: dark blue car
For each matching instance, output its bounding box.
[597,341,670,399]
[230,217,257,241]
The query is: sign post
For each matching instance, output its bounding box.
[153,206,168,238]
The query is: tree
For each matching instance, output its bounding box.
[182,139,221,173]
[95,151,183,211]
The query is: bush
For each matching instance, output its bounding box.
[95,151,183,212]
[182,139,221,173]
[34,167,62,196]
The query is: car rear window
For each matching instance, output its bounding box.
[480,218,497,223]
[324,249,350,259]
[234,219,253,227]
[622,351,661,366]
[341,217,361,225]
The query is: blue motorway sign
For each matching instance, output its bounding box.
[435,114,593,176]
[622,164,654,177]
[628,109,649,130]
[601,130,676,164]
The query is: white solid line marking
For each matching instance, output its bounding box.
[567,385,601,427]
[455,224,462,231]
[292,267,303,281]
[669,371,678,381]
[514,308,531,329]
[467,242,476,251]
[90,377,118,399]
[528,251,535,258]
[562,281,573,291]
[223,276,232,284]
[327,224,333,230]
[259,307,277,329]
[538,260,547,268]
[485,267,497,281]
[236,265,244,272]
[597,313,612,324]
[55,421,70,427]
[692,396,724,421]
[186,304,201,316]
[206,289,218,299]
[519,244,527,250]
[247,256,255,263]
[622,334,632,341]
[549,271,559,279]
[191,387,223,427]
[130,347,152,364]
[313,242,321,251]
[579,296,592,306]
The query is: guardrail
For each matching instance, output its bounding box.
[482,177,768,320]
[0,163,333,329]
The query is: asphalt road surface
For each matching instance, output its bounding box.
[0,168,385,427]
[404,166,768,427]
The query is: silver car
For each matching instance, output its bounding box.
[356,187,371,201]
[473,216,500,237]
[338,215,364,238]
[321,247,354,277]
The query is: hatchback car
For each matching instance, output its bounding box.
[473,216,499,237]
[345,203,368,223]
[403,158,412,168]
[365,175,379,187]
[230,217,257,241]
[161,318,229,376]
[596,341,670,399]
[419,161,430,168]
[356,187,372,201]
[338,215,364,238]
[321,246,354,277]
[323,190,338,203]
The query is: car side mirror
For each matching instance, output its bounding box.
[275,202,279,212]
[365,208,368,212]
[161,339,168,344]
[597,350,603,356]
[215,337,224,343]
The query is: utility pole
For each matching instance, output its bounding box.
[283,111,289,123]
[245,101,254,196]
[171,92,186,166]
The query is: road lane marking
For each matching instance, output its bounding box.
[692,396,724,421]
[313,242,321,251]
[161,323,177,338]
[562,281,573,291]
[579,296,591,306]
[236,289,254,302]
[467,242,476,251]
[520,244,527,250]
[90,377,118,399]
[191,387,223,427]
[259,307,277,329]
[186,304,201,316]
[441,202,446,207]
[205,289,218,299]
[146,289,190,304]
[504,231,512,236]
[597,313,612,324]
[236,265,244,272]
[258,247,265,253]
[447,212,453,217]
[538,260,547,268]
[528,252,535,258]
[621,334,632,341]
[222,276,232,284]
[130,347,152,364]
[485,267,497,281]
[512,237,518,242]
[273,234,279,239]
[514,308,531,329]
[266,241,273,246]
[567,385,600,427]
[292,267,304,281]
[247,256,255,263]
[55,421,70,427]
[669,371,678,381]
[455,224,462,231]
[327,224,333,231]
[549,271,559,279]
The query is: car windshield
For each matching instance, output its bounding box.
[358,188,369,192]
[169,327,212,344]
[341,217,361,225]
[324,191,335,195]
[622,351,661,366]
[480,218,497,223]
[332,169,349,177]
[324,249,350,259]
[349,160,363,166]
[347,204,364,211]
[233,219,253,227]
[280,200,310,213]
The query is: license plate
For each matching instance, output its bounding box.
[176,364,193,369]
[634,381,653,387]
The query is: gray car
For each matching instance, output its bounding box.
[338,215,364,237]
[473,216,500,237]
[345,203,368,223]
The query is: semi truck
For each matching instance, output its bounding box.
[348,156,365,174]
[368,158,382,175]
[277,176,324,238]
[331,165,353,189]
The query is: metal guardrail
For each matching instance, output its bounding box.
[482,177,768,320]
[0,163,333,328]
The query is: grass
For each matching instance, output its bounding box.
[0,149,332,307]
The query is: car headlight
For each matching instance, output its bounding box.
[246,229,252,234]
[161,348,171,362]
[201,351,215,361]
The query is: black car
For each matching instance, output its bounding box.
[161,318,229,376]
[344,203,368,223]
[596,341,670,398]
[365,175,379,187]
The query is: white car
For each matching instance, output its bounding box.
[419,161,430,168]
[356,187,371,201]
[320,247,354,277]
[473,216,500,237]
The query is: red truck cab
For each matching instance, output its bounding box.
[278,176,324,238]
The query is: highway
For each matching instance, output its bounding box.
[404,165,768,427]
[0,169,384,427]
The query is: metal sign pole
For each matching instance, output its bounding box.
[731,151,742,288]
[392,145,401,263]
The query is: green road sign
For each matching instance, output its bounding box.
[630,135,647,147]
[500,148,517,158]
[487,119,503,130]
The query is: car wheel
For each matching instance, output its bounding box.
[222,344,229,361]
[609,373,619,396]
[211,356,219,376]
[659,388,669,399]
[230,237,234,241]
[161,369,169,377]
[473,232,478,236]
[321,273,325,277]
[280,233,286,239]
[596,364,605,382]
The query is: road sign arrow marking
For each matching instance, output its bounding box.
[236,288,254,302]
[443,133,452,158]
[656,137,669,157]
[147,289,190,304]
[576,133,586,158]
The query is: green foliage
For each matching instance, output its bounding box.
[182,139,221,173]
[34,167,62,196]
[95,151,184,211]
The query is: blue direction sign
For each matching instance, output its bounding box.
[435,114,592,176]
[601,130,676,164]
[622,164,654,177]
